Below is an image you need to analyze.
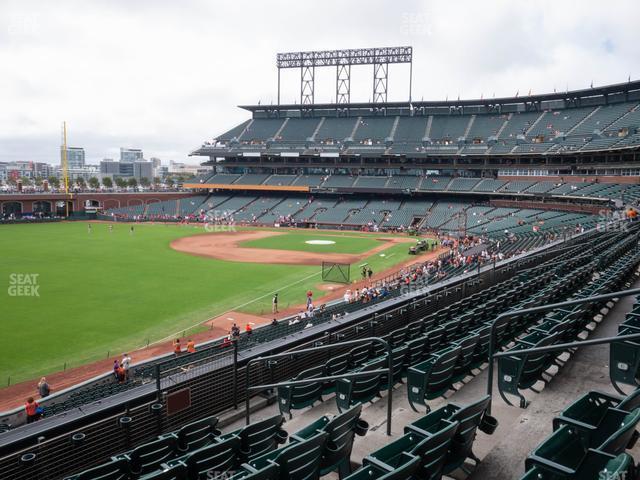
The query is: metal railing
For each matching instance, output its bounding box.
[486,287,640,414]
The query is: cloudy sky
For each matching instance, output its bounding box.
[0,0,638,165]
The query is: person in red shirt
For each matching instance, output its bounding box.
[25,397,40,424]
[186,339,196,353]
[245,324,253,335]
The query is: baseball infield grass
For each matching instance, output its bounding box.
[239,231,381,253]
[0,222,422,385]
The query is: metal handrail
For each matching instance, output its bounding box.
[486,287,640,414]
[245,337,394,435]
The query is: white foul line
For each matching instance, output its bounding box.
[143,269,322,347]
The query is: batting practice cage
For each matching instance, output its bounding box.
[321,261,351,284]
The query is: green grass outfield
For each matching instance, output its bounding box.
[0,222,423,384]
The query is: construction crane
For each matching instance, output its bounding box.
[61,121,71,217]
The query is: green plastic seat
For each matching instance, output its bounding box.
[527,409,640,476]
[497,332,560,408]
[553,389,640,432]
[520,451,633,479]
[451,333,480,383]
[323,353,351,395]
[245,432,328,480]
[336,356,385,412]
[62,458,130,480]
[171,415,221,452]
[290,404,368,479]
[138,464,188,480]
[227,463,279,480]
[610,330,640,394]
[366,416,458,480]
[406,345,461,412]
[167,435,242,480]
[343,453,420,480]
[277,365,325,418]
[227,415,288,461]
[114,436,179,476]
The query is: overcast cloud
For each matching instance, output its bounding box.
[0,0,638,165]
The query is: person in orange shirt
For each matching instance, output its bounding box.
[186,339,196,353]
[25,397,40,423]
[173,339,181,356]
[245,323,253,335]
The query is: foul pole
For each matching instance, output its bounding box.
[61,122,70,217]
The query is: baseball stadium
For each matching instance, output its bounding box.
[3,26,640,480]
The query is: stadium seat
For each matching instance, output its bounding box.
[244,432,328,480]
[290,404,368,478]
[366,416,458,480]
[224,414,288,461]
[336,356,386,412]
[343,454,421,480]
[520,451,635,479]
[166,435,242,480]
[168,415,221,452]
[62,458,130,480]
[114,436,179,476]
[526,408,640,476]
[552,389,640,432]
[406,344,461,412]
[277,365,325,418]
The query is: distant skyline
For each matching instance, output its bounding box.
[1,0,638,165]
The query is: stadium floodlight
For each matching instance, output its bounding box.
[276,46,413,106]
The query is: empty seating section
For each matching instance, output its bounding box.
[473,179,507,192]
[528,107,595,137]
[316,117,358,143]
[263,175,297,186]
[384,175,420,190]
[428,115,471,142]
[571,103,637,136]
[233,197,284,222]
[605,104,640,132]
[447,178,481,191]
[235,174,270,185]
[422,202,466,228]
[500,181,535,193]
[209,196,256,218]
[146,200,178,216]
[208,173,241,184]
[323,175,356,188]
[466,114,506,141]
[216,119,251,141]
[498,112,542,140]
[353,176,389,189]
[393,117,428,142]
[419,176,451,191]
[291,174,325,187]
[242,119,286,142]
[353,117,395,141]
[278,118,321,141]
[260,198,306,223]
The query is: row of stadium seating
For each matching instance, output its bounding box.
[62,393,495,480]
[204,101,640,155]
[106,194,599,237]
[191,173,640,201]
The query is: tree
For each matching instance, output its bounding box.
[88,177,100,189]
[114,177,127,188]
[75,177,86,188]
[20,176,32,186]
[152,176,161,186]
[102,176,113,188]
[140,177,150,187]
[48,176,60,188]
[127,177,138,188]
[34,176,43,186]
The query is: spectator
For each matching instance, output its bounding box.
[173,339,181,356]
[186,339,196,353]
[231,323,240,340]
[113,360,120,381]
[37,377,50,398]
[245,323,253,335]
[271,318,278,326]
[121,353,131,381]
[25,397,40,423]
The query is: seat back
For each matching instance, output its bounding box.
[176,415,220,452]
[425,345,461,397]
[66,458,130,480]
[184,435,241,480]
[138,464,188,480]
[404,336,427,368]
[228,463,279,480]
[128,436,178,475]
[619,388,640,411]
[410,420,459,480]
[350,344,372,367]
[380,346,407,390]
[237,414,287,460]
[452,333,480,381]
[444,395,491,473]
[272,432,328,480]
[321,404,365,474]
[278,365,324,416]
[598,408,640,455]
